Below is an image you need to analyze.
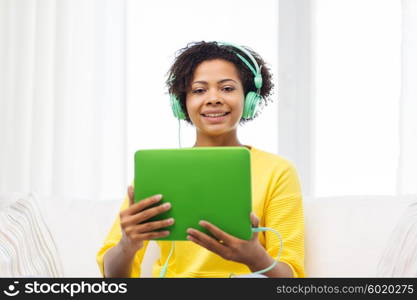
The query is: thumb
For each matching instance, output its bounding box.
[250,212,259,228]
[250,212,260,241]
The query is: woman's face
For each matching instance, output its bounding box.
[185,59,245,136]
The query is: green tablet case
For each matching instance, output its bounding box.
[134,147,252,241]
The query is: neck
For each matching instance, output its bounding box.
[193,129,244,148]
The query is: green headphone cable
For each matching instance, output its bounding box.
[230,227,284,277]
[178,119,182,149]
[158,226,283,278]
[159,241,176,278]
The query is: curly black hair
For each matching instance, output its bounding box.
[166,41,275,125]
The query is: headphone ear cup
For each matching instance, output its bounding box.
[170,94,186,120]
[242,92,261,119]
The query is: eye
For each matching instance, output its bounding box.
[192,88,205,94]
[223,86,235,92]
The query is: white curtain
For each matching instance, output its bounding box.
[0,0,127,201]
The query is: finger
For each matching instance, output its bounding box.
[198,220,234,245]
[129,194,163,214]
[128,186,134,206]
[135,230,170,240]
[134,218,175,233]
[187,228,228,254]
[130,201,171,224]
[186,234,207,249]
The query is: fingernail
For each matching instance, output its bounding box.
[199,220,207,226]
[155,194,162,201]
[163,202,171,208]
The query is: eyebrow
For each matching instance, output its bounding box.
[192,79,237,85]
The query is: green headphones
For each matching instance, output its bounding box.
[170,41,263,120]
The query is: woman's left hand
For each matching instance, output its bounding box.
[186,212,267,266]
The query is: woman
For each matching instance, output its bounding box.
[97,41,305,278]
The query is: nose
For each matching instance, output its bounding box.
[206,99,223,106]
[205,90,224,106]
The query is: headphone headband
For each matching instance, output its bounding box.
[217,41,263,90]
[217,41,260,74]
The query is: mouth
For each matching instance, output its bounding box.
[200,112,231,123]
[201,112,230,117]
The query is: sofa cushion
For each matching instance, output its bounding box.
[304,195,416,277]
[39,196,121,277]
[377,202,417,277]
[0,193,64,277]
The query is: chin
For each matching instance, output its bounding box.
[193,116,240,136]
[205,129,228,136]
[200,125,235,137]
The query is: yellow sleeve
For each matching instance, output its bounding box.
[264,162,305,278]
[96,194,150,277]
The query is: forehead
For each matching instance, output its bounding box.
[192,59,240,82]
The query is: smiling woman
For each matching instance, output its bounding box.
[97,41,305,278]
[168,42,275,125]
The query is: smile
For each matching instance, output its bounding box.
[200,112,230,123]
[201,112,230,117]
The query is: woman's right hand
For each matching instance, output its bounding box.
[118,185,174,255]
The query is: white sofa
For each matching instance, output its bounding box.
[1,193,416,277]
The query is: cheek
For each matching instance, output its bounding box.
[233,97,245,116]
[185,98,193,114]
[185,98,200,120]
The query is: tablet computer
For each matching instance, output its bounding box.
[134,147,252,241]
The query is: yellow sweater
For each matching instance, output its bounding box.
[96,146,305,278]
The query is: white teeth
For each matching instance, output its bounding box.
[204,112,228,117]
